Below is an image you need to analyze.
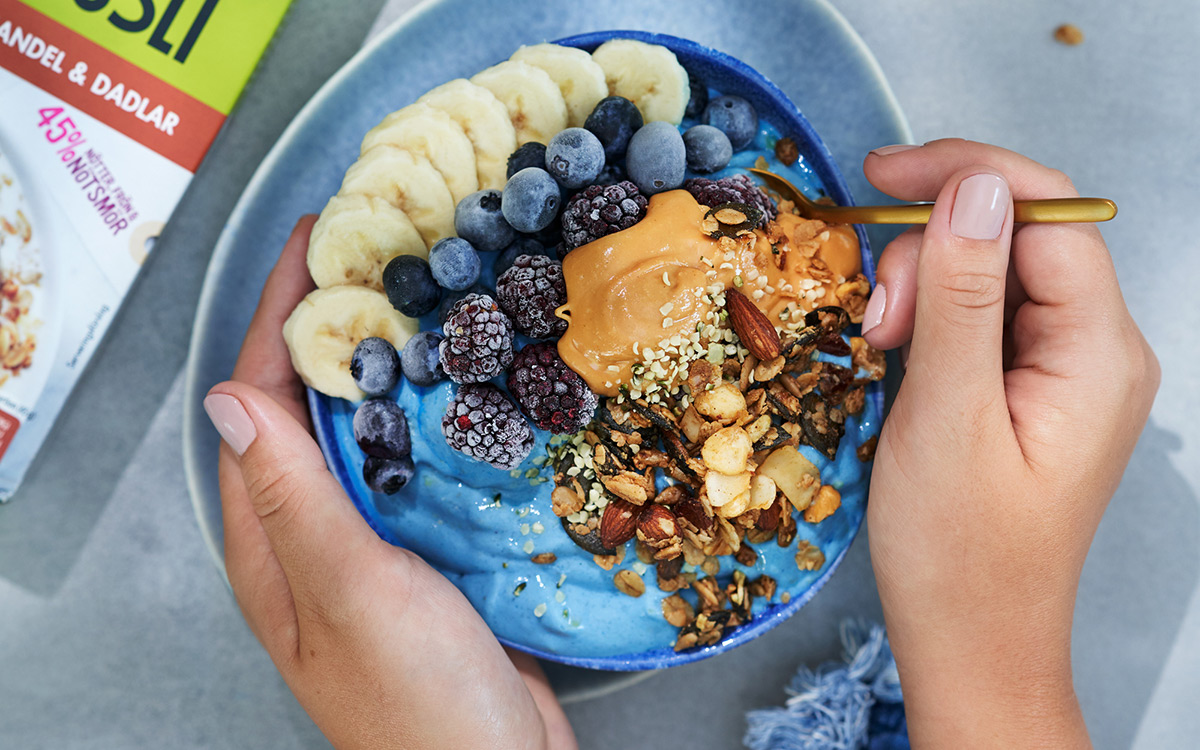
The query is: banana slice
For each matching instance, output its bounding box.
[591,39,690,125]
[283,286,419,402]
[307,194,426,291]
[360,103,479,204]
[510,43,608,128]
[339,145,455,249]
[419,79,517,190]
[470,60,569,146]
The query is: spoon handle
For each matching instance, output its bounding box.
[813,197,1117,225]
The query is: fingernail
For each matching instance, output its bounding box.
[861,283,886,336]
[950,173,1009,240]
[204,393,257,456]
[870,144,917,156]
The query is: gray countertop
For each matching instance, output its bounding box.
[2,1,1198,748]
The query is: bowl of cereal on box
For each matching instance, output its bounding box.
[283,30,885,670]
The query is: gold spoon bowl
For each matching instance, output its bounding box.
[748,167,1117,225]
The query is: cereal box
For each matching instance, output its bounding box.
[0,0,291,500]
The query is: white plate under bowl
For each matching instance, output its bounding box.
[182,0,909,703]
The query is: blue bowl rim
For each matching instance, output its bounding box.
[310,29,883,672]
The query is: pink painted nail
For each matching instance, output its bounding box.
[950,173,1009,240]
[861,283,886,336]
[204,393,257,456]
[870,144,918,156]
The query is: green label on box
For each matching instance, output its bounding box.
[25,0,291,114]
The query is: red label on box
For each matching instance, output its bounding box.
[0,408,19,458]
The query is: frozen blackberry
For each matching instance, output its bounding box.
[442,384,533,470]
[684,174,777,225]
[560,180,648,250]
[507,342,598,434]
[495,255,567,340]
[439,293,515,384]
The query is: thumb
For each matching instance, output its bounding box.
[205,381,383,597]
[906,168,1013,411]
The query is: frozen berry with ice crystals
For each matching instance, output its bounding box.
[495,254,567,340]
[625,121,686,195]
[684,174,777,225]
[428,237,481,291]
[439,293,515,384]
[353,398,411,459]
[584,96,643,162]
[507,141,547,180]
[545,127,605,188]
[350,337,401,397]
[683,124,732,174]
[702,95,758,150]
[363,455,415,494]
[438,283,492,326]
[454,189,515,252]
[401,330,446,387]
[383,254,440,317]
[507,342,597,434]
[560,180,648,250]
[502,167,560,233]
[442,384,533,470]
[494,237,547,277]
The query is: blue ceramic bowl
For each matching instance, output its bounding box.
[311,30,882,670]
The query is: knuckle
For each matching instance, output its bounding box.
[934,268,1006,311]
[243,459,303,524]
[1040,167,1078,197]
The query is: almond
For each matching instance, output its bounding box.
[637,504,679,546]
[599,499,638,549]
[725,288,781,361]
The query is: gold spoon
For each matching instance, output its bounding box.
[747,167,1117,224]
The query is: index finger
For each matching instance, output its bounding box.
[231,215,318,427]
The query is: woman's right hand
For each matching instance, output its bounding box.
[859,139,1158,748]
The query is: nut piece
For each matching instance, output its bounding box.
[705,470,751,509]
[637,504,682,560]
[531,552,557,564]
[701,425,753,475]
[803,485,842,524]
[748,473,777,511]
[725,288,781,361]
[551,485,584,517]
[694,383,747,423]
[599,499,639,549]
[614,569,646,597]
[757,447,820,511]
[601,470,653,505]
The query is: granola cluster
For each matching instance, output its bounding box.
[548,276,885,650]
[0,179,40,385]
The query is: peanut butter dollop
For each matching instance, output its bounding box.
[556,190,860,396]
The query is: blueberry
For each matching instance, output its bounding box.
[437,283,492,325]
[501,167,561,233]
[544,128,605,189]
[702,95,758,150]
[584,96,643,162]
[363,455,415,495]
[685,73,708,119]
[353,398,411,459]
[507,142,547,179]
[428,237,481,291]
[625,122,686,195]
[494,237,547,277]
[382,255,440,317]
[454,189,516,252]
[349,337,401,397]
[593,162,628,187]
[683,124,733,174]
[401,330,447,387]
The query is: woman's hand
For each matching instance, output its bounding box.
[204,217,576,750]
[861,140,1159,748]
